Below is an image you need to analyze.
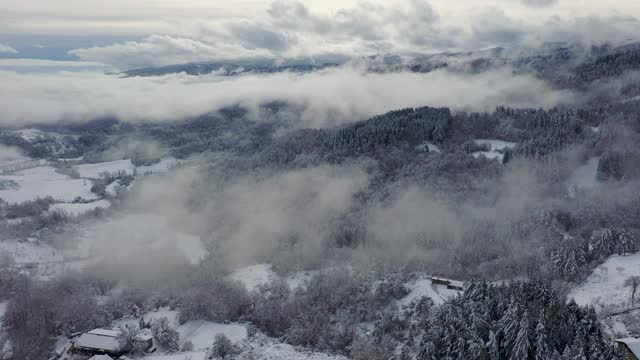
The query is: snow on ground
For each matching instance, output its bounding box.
[178,321,247,350]
[472,139,516,162]
[0,239,64,264]
[229,264,318,292]
[143,352,206,360]
[106,179,135,196]
[49,200,111,217]
[236,336,348,360]
[230,264,277,291]
[0,165,96,203]
[566,157,600,198]
[144,309,180,327]
[75,159,135,178]
[397,277,461,307]
[13,128,49,142]
[415,142,442,153]
[569,253,640,312]
[474,139,517,151]
[137,157,181,175]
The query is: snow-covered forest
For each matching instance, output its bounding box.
[3,1,640,359]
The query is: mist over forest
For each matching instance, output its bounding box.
[3,1,640,360]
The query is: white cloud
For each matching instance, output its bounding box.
[0,44,18,54]
[62,0,640,70]
[0,66,575,127]
[70,34,273,69]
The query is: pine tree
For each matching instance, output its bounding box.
[498,299,520,356]
[486,330,500,360]
[534,317,550,360]
[511,310,531,360]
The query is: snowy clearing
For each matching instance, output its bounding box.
[474,139,516,151]
[229,264,317,292]
[398,277,461,307]
[566,157,600,198]
[569,253,640,312]
[236,336,348,360]
[75,159,135,178]
[472,139,516,162]
[178,321,247,350]
[13,128,51,142]
[0,165,96,203]
[49,200,111,217]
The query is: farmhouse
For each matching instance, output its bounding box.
[72,329,127,357]
[616,338,640,360]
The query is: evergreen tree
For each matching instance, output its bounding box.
[511,311,531,360]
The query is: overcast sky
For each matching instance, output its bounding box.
[1,0,639,70]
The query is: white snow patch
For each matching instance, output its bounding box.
[178,321,247,350]
[237,336,348,360]
[474,139,516,151]
[75,159,135,178]
[49,200,111,216]
[229,264,319,292]
[0,240,63,264]
[230,264,277,291]
[0,166,96,203]
[415,142,441,153]
[143,353,206,360]
[398,277,461,307]
[569,253,640,312]
[472,151,504,161]
[566,157,600,198]
[471,139,516,162]
[13,128,48,142]
[144,309,180,327]
[106,179,135,196]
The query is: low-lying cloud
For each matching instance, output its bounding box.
[0,66,575,128]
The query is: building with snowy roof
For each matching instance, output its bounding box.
[616,338,640,360]
[72,328,127,357]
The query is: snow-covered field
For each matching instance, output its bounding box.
[75,159,135,178]
[0,165,96,203]
[472,139,516,162]
[566,157,600,198]
[569,253,640,312]
[49,199,111,217]
[236,336,348,360]
[143,352,207,360]
[178,321,247,350]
